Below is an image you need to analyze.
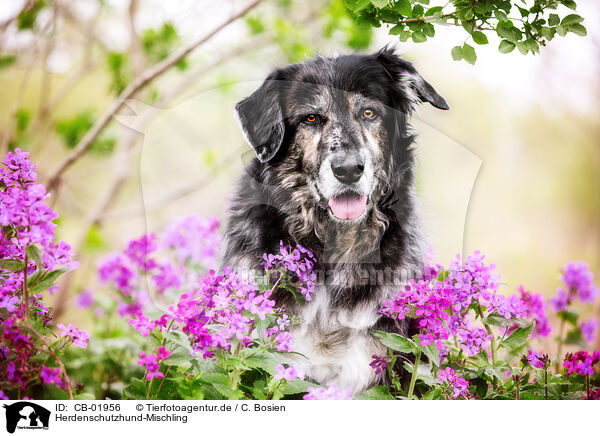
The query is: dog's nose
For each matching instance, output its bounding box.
[330,155,365,184]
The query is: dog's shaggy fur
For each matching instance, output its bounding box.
[223,48,448,394]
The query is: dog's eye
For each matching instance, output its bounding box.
[363,109,375,119]
[305,114,318,123]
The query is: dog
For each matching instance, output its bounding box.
[222,47,448,394]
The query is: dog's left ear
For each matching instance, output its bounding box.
[234,72,285,162]
[376,48,449,110]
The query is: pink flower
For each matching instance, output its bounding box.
[304,384,352,400]
[274,364,304,381]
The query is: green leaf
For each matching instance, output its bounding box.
[560,0,577,10]
[370,0,389,8]
[561,14,584,26]
[564,327,586,346]
[501,323,534,351]
[280,379,321,395]
[393,0,411,16]
[0,258,26,271]
[372,331,417,354]
[389,24,404,35]
[354,385,394,400]
[472,31,488,45]
[29,268,68,294]
[541,27,556,40]
[123,378,147,399]
[548,14,560,26]
[494,10,508,22]
[353,0,373,12]
[26,245,43,269]
[422,388,443,400]
[462,43,477,65]
[567,23,587,36]
[420,342,440,367]
[411,31,427,43]
[245,16,265,35]
[411,4,424,17]
[451,45,463,61]
[556,25,567,37]
[557,310,579,326]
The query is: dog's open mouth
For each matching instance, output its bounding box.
[328,193,367,220]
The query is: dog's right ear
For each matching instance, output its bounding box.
[234,73,285,163]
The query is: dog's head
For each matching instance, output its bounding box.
[235,47,448,227]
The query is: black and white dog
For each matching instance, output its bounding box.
[223,47,448,394]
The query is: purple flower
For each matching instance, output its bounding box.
[128,313,155,337]
[564,351,600,376]
[263,241,317,301]
[369,354,391,375]
[527,350,548,369]
[438,368,471,400]
[162,215,220,268]
[156,346,171,361]
[518,286,551,338]
[275,331,293,352]
[137,352,163,380]
[581,319,599,343]
[549,288,569,313]
[274,364,304,381]
[458,325,492,357]
[75,290,94,309]
[40,365,65,388]
[56,323,89,349]
[562,261,599,303]
[303,384,352,400]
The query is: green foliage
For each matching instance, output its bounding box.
[106,52,132,95]
[0,54,17,69]
[55,110,116,154]
[343,0,587,64]
[141,22,187,70]
[323,0,374,50]
[17,0,46,30]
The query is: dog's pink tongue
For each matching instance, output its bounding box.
[328,195,367,220]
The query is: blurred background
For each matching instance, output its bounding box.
[0,0,598,341]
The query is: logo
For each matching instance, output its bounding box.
[2,402,50,434]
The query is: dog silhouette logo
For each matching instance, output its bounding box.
[2,402,50,433]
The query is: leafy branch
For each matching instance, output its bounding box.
[345,0,587,64]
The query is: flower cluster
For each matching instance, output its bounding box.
[369,354,392,375]
[263,241,317,301]
[137,346,171,380]
[563,351,600,377]
[168,268,277,358]
[380,251,526,351]
[518,286,551,338]
[437,368,471,400]
[581,319,598,343]
[550,261,599,312]
[526,350,550,369]
[1,149,81,399]
[57,323,90,349]
[162,215,220,268]
[97,216,222,317]
[303,384,353,400]
[274,364,304,381]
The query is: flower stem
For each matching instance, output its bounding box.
[544,368,548,400]
[407,350,421,400]
[22,250,29,320]
[555,317,566,372]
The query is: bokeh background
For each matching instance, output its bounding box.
[1,0,598,345]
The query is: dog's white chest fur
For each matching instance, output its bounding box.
[289,286,387,394]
